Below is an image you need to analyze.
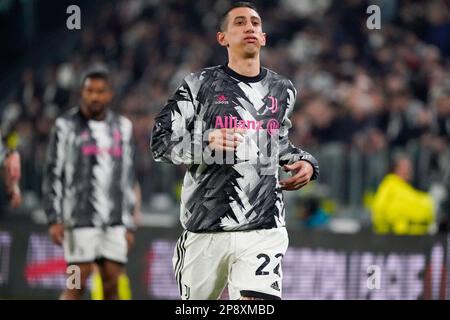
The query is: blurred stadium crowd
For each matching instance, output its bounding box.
[0,0,449,232]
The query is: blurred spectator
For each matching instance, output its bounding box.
[371,153,435,235]
[295,196,330,230]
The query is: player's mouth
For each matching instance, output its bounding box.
[243,36,258,43]
[89,102,104,109]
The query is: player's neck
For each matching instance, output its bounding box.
[80,105,107,121]
[227,56,261,77]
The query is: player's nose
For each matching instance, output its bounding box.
[89,92,100,100]
[244,21,255,33]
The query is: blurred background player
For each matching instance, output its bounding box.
[43,67,136,300]
[151,2,318,300]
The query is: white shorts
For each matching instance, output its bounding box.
[63,226,128,265]
[173,227,289,300]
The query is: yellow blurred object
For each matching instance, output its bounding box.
[321,198,336,215]
[6,132,19,150]
[363,190,375,209]
[370,174,434,235]
[91,271,132,300]
[175,181,183,201]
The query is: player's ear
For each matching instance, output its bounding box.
[261,32,267,47]
[217,31,228,47]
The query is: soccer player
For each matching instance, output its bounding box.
[151,2,319,300]
[0,133,22,209]
[43,67,136,300]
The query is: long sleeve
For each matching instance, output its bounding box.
[42,118,69,225]
[121,121,137,231]
[151,76,203,165]
[278,83,319,180]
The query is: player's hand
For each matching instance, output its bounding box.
[280,160,314,190]
[49,223,64,246]
[208,128,245,152]
[125,231,135,251]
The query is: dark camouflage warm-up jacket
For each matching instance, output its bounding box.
[43,108,136,230]
[152,65,319,232]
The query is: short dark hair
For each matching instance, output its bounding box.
[80,66,111,88]
[219,1,260,31]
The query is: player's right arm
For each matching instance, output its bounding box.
[151,74,243,164]
[151,77,198,165]
[43,118,69,245]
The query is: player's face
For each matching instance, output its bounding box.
[218,7,266,57]
[81,78,112,118]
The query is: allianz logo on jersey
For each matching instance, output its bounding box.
[215,115,263,130]
[215,115,280,136]
[82,145,123,157]
[78,129,123,157]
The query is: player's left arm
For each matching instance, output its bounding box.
[278,82,319,190]
[1,132,22,208]
[121,118,137,242]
